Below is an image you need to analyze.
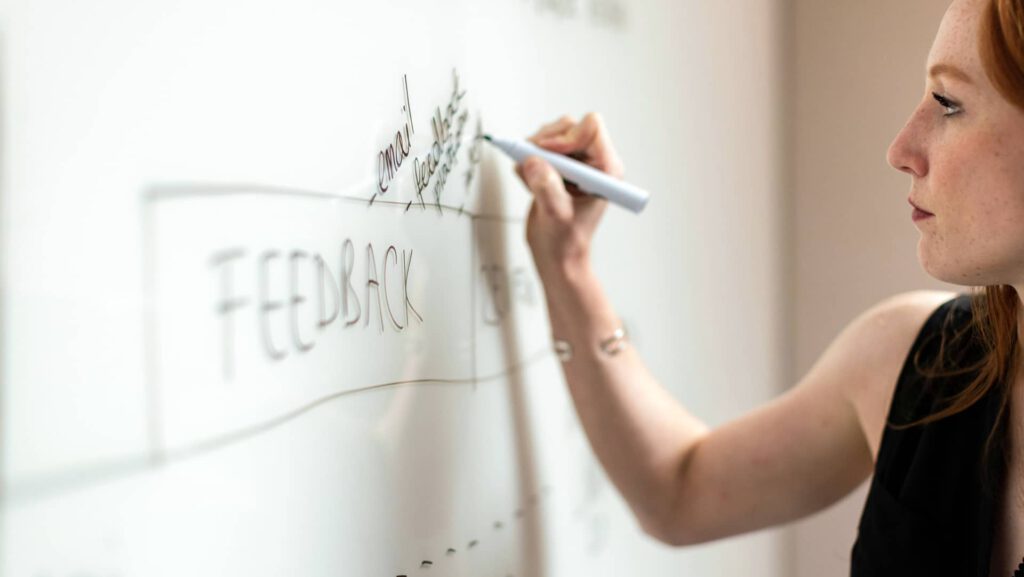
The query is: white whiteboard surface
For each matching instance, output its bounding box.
[0,1,788,575]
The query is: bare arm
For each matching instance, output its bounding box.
[517,113,957,546]
[541,254,954,546]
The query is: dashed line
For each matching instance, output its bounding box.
[398,491,551,577]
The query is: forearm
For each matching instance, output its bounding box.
[540,262,710,539]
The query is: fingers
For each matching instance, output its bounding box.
[517,161,585,198]
[533,113,625,179]
[530,115,577,142]
[521,156,573,224]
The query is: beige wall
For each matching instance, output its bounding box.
[788,1,959,574]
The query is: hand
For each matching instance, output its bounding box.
[515,113,625,280]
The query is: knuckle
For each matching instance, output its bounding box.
[583,113,607,138]
[536,169,563,195]
[523,156,546,181]
[528,162,552,191]
[547,205,573,227]
[569,229,589,250]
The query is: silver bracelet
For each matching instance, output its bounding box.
[599,326,629,355]
[552,325,628,363]
[553,339,574,362]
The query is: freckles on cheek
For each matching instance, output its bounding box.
[933,143,974,199]
[987,126,1024,203]
[949,138,1014,213]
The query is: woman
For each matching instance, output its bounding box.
[514,0,1024,574]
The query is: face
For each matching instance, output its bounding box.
[888,0,1024,286]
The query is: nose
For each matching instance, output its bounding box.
[887,106,928,178]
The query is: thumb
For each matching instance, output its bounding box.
[522,156,573,224]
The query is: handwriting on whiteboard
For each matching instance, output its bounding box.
[376,75,416,197]
[480,264,537,326]
[373,70,471,212]
[210,240,423,379]
[412,70,469,213]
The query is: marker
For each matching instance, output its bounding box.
[483,135,650,214]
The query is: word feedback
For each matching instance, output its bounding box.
[210,241,423,379]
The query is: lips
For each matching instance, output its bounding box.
[908,198,934,215]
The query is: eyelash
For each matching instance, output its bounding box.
[932,92,962,117]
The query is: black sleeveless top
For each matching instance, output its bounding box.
[851,294,1014,576]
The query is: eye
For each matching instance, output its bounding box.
[932,92,962,117]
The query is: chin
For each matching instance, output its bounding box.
[918,243,1007,287]
[921,266,973,286]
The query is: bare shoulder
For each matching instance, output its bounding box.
[837,290,961,459]
[656,290,964,543]
[840,290,959,366]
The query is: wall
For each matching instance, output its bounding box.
[0,0,790,575]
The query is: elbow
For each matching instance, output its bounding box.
[635,494,701,547]
[638,515,681,546]
[635,443,709,548]
[638,511,699,548]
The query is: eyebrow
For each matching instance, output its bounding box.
[928,63,974,85]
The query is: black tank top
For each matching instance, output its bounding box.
[850,294,1014,576]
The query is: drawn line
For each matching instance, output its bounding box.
[164,347,554,464]
[140,192,166,466]
[470,220,478,392]
[5,347,556,505]
[0,45,7,516]
[143,182,524,224]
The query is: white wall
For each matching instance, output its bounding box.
[0,0,790,575]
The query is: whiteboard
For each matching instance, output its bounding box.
[0,0,789,575]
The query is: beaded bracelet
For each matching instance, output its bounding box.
[553,325,628,363]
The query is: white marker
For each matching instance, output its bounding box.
[483,135,650,214]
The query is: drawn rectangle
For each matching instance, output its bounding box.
[147,186,475,452]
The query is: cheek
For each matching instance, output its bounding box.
[939,130,1024,222]
[976,133,1024,226]
[922,129,1024,282]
